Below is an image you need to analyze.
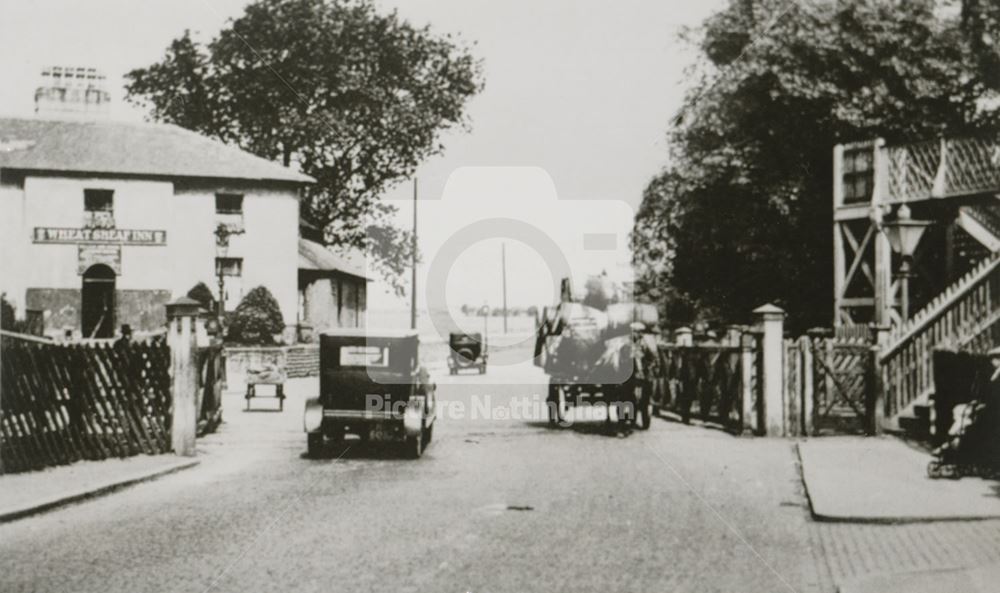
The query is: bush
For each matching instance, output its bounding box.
[187,282,216,312]
[226,286,284,345]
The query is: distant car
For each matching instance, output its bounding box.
[448,332,487,375]
[304,329,436,458]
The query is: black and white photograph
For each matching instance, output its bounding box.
[1,1,1000,591]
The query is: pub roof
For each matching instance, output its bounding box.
[0,117,314,184]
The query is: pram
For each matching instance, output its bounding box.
[926,350,1000,479]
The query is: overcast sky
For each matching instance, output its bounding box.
[0,0,724,315]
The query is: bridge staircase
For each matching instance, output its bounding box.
[874,136,1000,436]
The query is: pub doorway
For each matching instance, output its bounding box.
[82,264,115,338]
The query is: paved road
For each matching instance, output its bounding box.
[0,361,828,593]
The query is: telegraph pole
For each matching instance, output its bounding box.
[410,178,418,330]
[501,242,508,334]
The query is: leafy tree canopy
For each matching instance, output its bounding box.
[634,0,1000,332]
[125,0,484,292]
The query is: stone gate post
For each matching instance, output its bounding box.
[754,304,786,437]
[167,297,203,457]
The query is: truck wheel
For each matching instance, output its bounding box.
[307,433,324,458]
[405,428,424,459]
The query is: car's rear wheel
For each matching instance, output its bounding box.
[307,432,324,458]
[405,427,424,459]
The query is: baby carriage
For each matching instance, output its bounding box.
[927,350,1000,479]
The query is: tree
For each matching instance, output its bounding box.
[963,0,1000,90]
[0,293,15,331]
[634,0,1000,332]
[125,0,484,293]
[227,286,285,344]
[187,282,216,312]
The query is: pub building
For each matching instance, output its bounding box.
[0,67,369,340]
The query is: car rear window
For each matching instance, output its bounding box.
[340,345,390,367]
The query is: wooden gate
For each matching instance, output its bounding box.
[805,337,877,435]
[653,344,746,433]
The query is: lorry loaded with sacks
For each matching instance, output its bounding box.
[534,274,661,433]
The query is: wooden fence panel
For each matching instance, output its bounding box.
[0,333,171,474]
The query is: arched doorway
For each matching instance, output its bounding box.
[82,264,115,338]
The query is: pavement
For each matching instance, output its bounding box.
[836,563,1000,593]
[0,455,199,523]
[3,353,1000,592]
[797,437,1000,522]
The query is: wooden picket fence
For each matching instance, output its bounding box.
[0,332,172,474]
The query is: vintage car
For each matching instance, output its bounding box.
[447,332,487,375]
[304,329,436,458]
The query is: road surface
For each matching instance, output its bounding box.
[0,360,828,593]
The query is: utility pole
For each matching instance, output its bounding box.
[410,178,418,331]
[501,242,508,334]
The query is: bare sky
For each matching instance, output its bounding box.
[0,0,724,313]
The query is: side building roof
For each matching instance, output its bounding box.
[0,117,314,184]
[298,238,371,282]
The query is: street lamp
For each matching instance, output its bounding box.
[881,204,931,321]
[214,223,244,324]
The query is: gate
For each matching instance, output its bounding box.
[654,344,746,433]
[805,337,877,435]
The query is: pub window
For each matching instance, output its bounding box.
[215,257,243,277]
[215,193,244,215]
[84,189,114,212]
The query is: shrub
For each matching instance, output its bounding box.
[187,282,216,312]
[226,286,284,345]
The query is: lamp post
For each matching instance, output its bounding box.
[881,204,931,321]
[214,223,244,325]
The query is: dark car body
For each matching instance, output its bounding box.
[304,329,436,458]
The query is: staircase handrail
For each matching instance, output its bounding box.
[961,204,1000,242]
[881,254,1000,361]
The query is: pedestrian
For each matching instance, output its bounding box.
[114,324,132,350]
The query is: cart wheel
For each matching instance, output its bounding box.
[547,381,560,426]
[547,382,570,426]
[405,428,424,459]
[307,432,324,458]
[636,382,653,430]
